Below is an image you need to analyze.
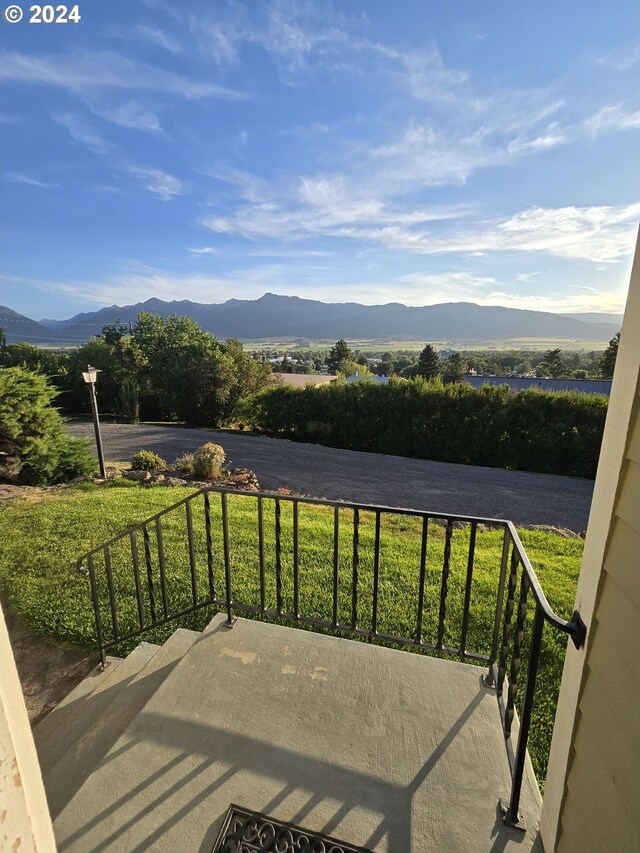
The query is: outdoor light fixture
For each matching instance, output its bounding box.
[81,365,99,384]
[82,364,107,478]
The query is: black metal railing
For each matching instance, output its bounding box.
[76,486,585,829]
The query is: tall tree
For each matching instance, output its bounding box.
[327,339,352,373]
[538,348,565,378]
[416,344,440,380]
[599,332,620,379]
[441,352,467,383]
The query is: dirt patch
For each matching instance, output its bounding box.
[3,601,99,726]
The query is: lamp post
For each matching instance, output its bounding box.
[82,365,107,478]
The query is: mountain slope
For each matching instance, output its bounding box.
[3,294,622,345]
[0,305,64,345]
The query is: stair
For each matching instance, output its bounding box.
[38,615,543,853]
[35,629,200,819]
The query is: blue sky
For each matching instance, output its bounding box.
[1,0,639,320]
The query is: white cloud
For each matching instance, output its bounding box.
[357,204,640,263]
[134,25,182,55]
[0,50,247,101]
[188,247,218,254]
[6,261,626,314]
[126,166,187,200]
[4,171,58,188]
[585,104,640,136]
[87,99,163,133]
[52,112,114,156]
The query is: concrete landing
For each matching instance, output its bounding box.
[54,616,543,853]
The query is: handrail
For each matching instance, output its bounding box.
[76,485,586,831]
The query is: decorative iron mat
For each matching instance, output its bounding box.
[212,804,374,852]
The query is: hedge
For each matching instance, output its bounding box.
[252,379,607,478]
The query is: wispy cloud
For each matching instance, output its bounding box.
[133,25,182,55]
[125,165,187,200]
[86,99,164,133]
[0,50,247,100]
[53,111,185,200]
[585,104,640,136]
[52,112,115,156]
[4,171,59,188]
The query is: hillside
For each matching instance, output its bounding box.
[0,305,66,346]
[1,294,621,345]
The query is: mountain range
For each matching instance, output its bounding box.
[0,294,622,346]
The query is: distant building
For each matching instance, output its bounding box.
[464,375,612,396]
[276,374,338,387]
[346,374,390,384]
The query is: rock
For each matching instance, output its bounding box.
[153,474,165,482]
[123,470,152,482]
[160,477,189,486]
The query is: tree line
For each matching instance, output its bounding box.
[0,312,272,426]
[250,335,620,380]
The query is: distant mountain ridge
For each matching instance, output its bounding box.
[1,294,621,345]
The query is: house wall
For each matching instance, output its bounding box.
[0,602,56,852]
[540,230,640,852]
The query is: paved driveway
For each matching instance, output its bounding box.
[67,422,594,531]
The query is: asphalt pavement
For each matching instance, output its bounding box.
[66,422,594,531]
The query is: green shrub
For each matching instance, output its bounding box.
[130,449,167,471]
[174,452,196,473]
[192,442,226,479]
[252,379,607,478]
[0,367,96,485]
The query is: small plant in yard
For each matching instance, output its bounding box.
[174,452,196,474]
[130,449,167,471]
[192,442,226,479]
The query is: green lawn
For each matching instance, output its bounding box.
[0,482,583,783]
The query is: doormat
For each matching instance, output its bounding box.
[212,803,374,852]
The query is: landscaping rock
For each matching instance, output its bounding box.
[160,476,189,486]
[123,470,152,482]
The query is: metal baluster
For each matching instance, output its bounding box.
[332,507,339,628]
[460,522,477,658]
[142,525,157,624]
[185,500,198,608]
[129,531,144,629]
[155,517,169,618]
[351,508,359,630]
[258,496,266,612]
[502,603,545,830]
[505,571,530,738]
[275,499,283,616]
[87,554,107,669]
[371,512,381,636]
[415,517,428,645]
[204,492,215,600]
[437,519,453,649]
[103,545,119,641]
[293,501,299,619]
[221,492,235,626]
[496,547,519,697]
[485,528,511,687]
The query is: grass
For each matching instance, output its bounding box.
[0,482,583,784]
[241,338,609,353]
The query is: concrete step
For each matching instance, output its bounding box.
[43,630,198,819]
[34,652,140,778]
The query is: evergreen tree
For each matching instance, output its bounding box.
[416,344,440,380]
[538,348,565,378]
[599,332,620,379]
[327,339,352,373]
[441,352,467,383]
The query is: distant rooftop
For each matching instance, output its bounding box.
[465,376,612,396]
